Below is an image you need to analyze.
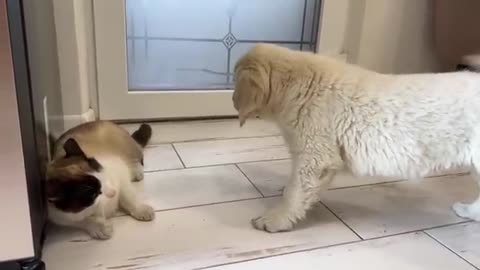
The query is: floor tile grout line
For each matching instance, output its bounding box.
[144,158,291,174]
[319,201,364,240]
[111,189,472,235]
[170,143,187,168]
[324,171,469,192]
[327,172,470,192]
[148,134,282,146]
[195,222,475,270]
[361,220,473,242]
[144,159,468,182]
[144,161,468,194]
[111,196,278,219]
[179,155,288,170]
[192,239,364,270]
[330,179,407,190]
[145,142,470,181]
[424,230,480,270]
[145,140,469,180]
[235,164,266,197]
[421,220,473,231]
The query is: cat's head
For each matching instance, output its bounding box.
[46,138,103,213]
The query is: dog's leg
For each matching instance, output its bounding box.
[252,157,337,232]
[453,168,480,221]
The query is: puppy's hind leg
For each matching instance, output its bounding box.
[453,154,480,221]
[252,154,338,233]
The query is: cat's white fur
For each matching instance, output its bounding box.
[48,155,154,239]
[233,44,480,232]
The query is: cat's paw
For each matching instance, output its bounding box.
[132,204,155,221]
[87,221,113,240]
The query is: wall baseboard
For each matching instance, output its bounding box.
[50,108,96,138]
[321,52,348,62]
[63,108,96,131]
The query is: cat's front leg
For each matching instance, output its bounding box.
[76,216,113,240]
[119,184,155,221]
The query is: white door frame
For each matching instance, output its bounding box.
[93,0,237,120]
[93,0,351,121]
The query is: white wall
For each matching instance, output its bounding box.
[51,0,96,130]
[23,0,64,135]
[344,0,443,73]
[317,0,350,57]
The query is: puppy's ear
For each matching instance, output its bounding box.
[233,66,269,127]
[63,138,102,172]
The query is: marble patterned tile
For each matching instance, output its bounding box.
[174,136,289,167]
[238,160,400,196]
[209,232,476,270]
[123,119,280,144]
[321,174,477,239]
[143,144,184,172]
[43,198,359,270]
[238,160,469,197]
[140,165,262,210]
[427,222,480,268]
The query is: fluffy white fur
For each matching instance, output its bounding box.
[48,156,154,239]
[233,44,480,232]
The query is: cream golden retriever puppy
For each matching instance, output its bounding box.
[233,44,480,233]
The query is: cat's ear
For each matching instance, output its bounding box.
[63,138,102,172]
[63,138,86,158]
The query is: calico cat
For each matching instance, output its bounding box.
[46,121,155,239]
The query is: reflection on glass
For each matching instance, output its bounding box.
[126,0,322,91]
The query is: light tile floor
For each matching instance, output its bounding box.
[43,119,480,270]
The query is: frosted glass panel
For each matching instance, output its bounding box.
[126,0,322,91]
[230,43,301,73]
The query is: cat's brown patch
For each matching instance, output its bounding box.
[46,138,103,213]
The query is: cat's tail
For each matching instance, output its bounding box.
[459,54,480,71]
[132,123,152,148]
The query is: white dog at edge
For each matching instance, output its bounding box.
[233,44,480,233]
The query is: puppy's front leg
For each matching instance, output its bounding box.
[453,169,480,221]
[252,157,337,233]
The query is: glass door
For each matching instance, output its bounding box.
[94,0,322,120]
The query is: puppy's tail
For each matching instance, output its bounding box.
[131,123,152,148]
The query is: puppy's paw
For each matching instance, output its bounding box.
[252,208,295,233]
[453,202,480,221]
[87,221,113,240]
[132,204,155,221]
